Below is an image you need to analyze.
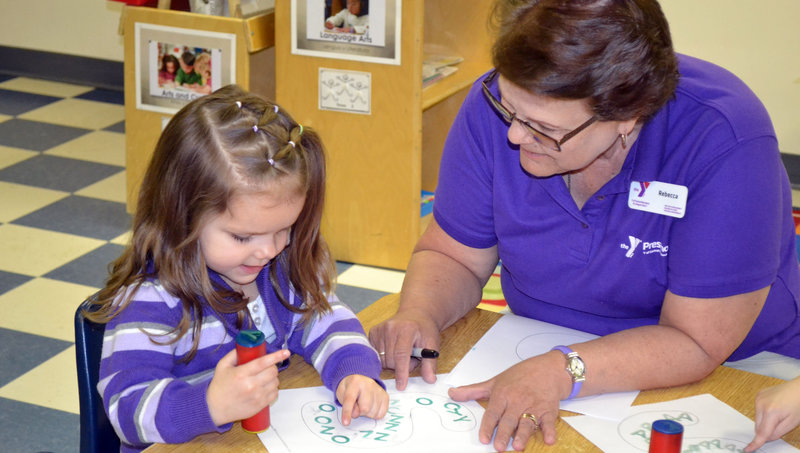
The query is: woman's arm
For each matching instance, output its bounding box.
[369,218,498,389]
[449,286,769,451]
[580,287,768,395]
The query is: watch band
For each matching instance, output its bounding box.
[551,345,585,400]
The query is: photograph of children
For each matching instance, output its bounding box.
[324,0,370,35]
[293,0,400,65]
[136,23,234,114]
[151,43,218,99]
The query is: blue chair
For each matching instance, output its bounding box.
[74,295,121,453]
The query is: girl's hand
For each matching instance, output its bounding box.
[746,377,800,452]
[206,348,291,426]
[336,375,389,426]
[448,351,568,451]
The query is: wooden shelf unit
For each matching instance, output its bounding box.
[275,0,493,270]
[123,6,276,212]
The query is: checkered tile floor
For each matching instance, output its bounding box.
[0,75,405,453]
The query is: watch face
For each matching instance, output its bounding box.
[567,356,586,381]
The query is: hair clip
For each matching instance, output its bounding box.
[298,124,304,135]
[268,158,275,166]
[288,140,296,148]
[235,101,242,108]
[253,125,259,133]
[273,105,279,113]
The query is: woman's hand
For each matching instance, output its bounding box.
[746,376,800,452]
[369,309,441,390]
[448,351,569,451]
[206,348,290,426]
[336,375,389,426]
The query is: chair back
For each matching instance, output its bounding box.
[75,296,121,453]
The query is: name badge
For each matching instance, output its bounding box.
[628,181,688,218]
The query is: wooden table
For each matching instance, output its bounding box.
[145,294,800,452]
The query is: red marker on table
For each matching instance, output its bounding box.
[649,419,683,453]
[235,329,270,433]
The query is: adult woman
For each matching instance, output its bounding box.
[369,0,800,451]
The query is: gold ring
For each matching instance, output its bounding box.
[379,351,385,356]
[521,412,539,428]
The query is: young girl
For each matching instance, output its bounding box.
[87,85,388,453]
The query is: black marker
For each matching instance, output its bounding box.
[411,347,439,359]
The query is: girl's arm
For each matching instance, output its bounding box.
[288,297,383,394]
[746,376,800,452]
[98,287,231,448]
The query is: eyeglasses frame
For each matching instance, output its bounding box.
[481,70,597,152]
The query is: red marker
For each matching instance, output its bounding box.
[235,329,270,433]
[649,419,683,453]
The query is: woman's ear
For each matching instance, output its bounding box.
[618,117,640,136]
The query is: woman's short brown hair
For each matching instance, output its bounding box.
[492,0,679,121]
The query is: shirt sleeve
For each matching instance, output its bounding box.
[326,9,347,27]
[287,295,383,394]
[668,135,785,298]
[433,77,499,249]
[98,285,230,449]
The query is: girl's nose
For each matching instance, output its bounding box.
[253,238,279,260]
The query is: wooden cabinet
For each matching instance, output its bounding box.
[275,0,493,269]
[123,6,275,212]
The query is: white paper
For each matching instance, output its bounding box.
[444,313,639,421]
[564,394,799,452]
[259,376,495,453]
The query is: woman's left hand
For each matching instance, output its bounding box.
[448,351,569,451]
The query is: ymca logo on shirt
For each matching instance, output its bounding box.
[620,235,668,258]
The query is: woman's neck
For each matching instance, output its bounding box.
[568,122,642,209]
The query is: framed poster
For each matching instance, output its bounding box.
[291,0,402,65]
[134,22,236,114]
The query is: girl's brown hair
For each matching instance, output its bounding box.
[87,84,334,360]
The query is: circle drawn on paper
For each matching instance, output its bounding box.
[617,409,700,451]
[515,332,594,361]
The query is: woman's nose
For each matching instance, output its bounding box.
[507,120,532,145]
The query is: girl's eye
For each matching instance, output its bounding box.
[232,234,250,243]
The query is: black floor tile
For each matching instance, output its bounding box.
[0,270,33,297]
[0,328,73,387]
[44,243,125,288]
[336,284,390,314]
[0,88,61,116]
[76,88,124,105]
[13,195,131,240]
[103,120,125,134]
[0,397,79,453]
[335,261,354,274]
[0,155,121,192]
[0,118,89,152]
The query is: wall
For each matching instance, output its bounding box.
[0,1,797,153]
[661,0,800,155]
[0,0,125,62]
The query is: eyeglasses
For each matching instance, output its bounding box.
[481,70,597,152]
